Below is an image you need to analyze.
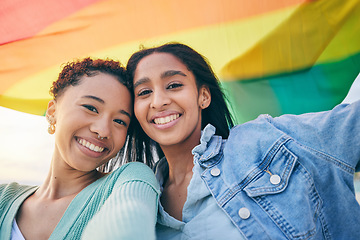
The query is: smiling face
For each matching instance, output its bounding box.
[133,52,211,149]
[47,72,132,172]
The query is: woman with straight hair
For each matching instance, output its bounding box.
[126,43,360,239]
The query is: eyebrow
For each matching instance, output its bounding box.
[161,70,187,79]
[82,95,104,103]
[82,95,131,118]
[133,70,187,89]
[120,110,131,118]
[133,77,150,89]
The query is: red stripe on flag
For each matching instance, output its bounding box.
[0,0,100,45]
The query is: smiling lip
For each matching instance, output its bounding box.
[77,138,105,153]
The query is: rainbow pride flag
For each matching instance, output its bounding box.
[1,0,359,123]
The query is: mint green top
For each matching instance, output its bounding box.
[0,162,160,240]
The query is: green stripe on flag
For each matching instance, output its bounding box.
[222,52,360,124]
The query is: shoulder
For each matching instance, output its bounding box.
[224,115,288,164]
[0,183,37,219]
[228,111,321,143]
[0,182,35,198]
[112,162,160,193]
[228,114,282,141]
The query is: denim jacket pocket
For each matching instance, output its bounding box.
[244,145,324,240]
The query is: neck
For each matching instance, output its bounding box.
[160,130,201,185]
[163,146,194,185]
[36,158,103,200]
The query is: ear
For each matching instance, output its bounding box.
[199,86,211,109]
[46,100,57,124]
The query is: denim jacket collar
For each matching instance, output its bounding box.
[155,124,222,181]
[192,124,223,167]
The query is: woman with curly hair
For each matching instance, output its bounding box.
[0,57,159,240]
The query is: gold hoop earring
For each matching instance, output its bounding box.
[48,123,55,134]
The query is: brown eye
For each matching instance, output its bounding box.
[114,119,127,126]
[137,89,152,97]
[83,105,98,113]
[167,83,183,89]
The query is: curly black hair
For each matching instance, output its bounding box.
[50,57,128,99]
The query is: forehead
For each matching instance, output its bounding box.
[134,53,189,79]
[74,73,123,92]
[61,72,132,109]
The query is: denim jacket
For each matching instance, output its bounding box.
[191,101,360,239]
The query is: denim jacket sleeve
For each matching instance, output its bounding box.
[201,101,360,239]
[267,100,360,172]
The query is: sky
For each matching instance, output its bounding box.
[0,107,53,185]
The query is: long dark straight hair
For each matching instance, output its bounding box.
[126,43,234,166]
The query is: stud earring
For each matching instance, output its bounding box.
[97,134,105,140]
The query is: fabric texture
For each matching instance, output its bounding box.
[11,220,25,240]
[156,158,245,240]
[155,100,360,239]
[0,162,160,240]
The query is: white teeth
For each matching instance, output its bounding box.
[154,114,180,125]
[89,144,95,151]
[77,138,104,153]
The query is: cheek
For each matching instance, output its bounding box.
[134,101,146,121]
[119,128,129,143]
[113,131,127,152]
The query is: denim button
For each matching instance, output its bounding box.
[270,175,281,185]
[210,168,221,176]
[238,207,250,219]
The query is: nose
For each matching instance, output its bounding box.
[150,89,170,109]
[90,116,112,139]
